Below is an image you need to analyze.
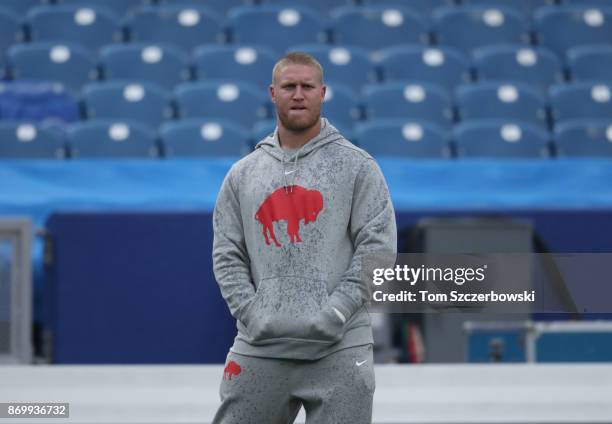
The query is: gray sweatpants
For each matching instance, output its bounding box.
[212,344,375,424]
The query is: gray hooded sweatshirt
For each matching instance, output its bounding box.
[212,118,397,360]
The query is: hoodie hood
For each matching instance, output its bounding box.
[254,118,344,162]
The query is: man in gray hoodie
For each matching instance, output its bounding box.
[212,52,397,423]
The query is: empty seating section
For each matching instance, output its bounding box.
[126,6,223,52]
[534,6,612,55]
[454,120,550,158]
[473,45,563,89]
[99,44,189,90]
[193,45,278,88]
[82,82,171,127]
[433,6,530,53]
[0,0,611,159]
[356,119,450,158]
[227,6,323,53]
[174,81,268,128]
[8,43,96,92]
[567,45,612,83]
[456,82,548,129]
[160,119,250,157]
[67,119,158,158]
[26,5,121,51]
[330,6,427,51]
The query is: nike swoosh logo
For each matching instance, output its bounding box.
[284,169,297,175]
[356,360,367,367]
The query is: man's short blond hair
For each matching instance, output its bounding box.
[271,52,324,84]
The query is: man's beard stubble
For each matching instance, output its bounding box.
[277,109,321,133]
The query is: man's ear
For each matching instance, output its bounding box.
[269,85,276,104]
[321,84,326,101]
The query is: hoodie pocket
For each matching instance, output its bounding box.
[242,276,345,343]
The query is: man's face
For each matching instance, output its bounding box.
[270,64,326,132]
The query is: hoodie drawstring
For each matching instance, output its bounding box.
[282,145,303,194]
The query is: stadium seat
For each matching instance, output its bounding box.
[378,45,471,90]
[288,45,375,92]
[461,0,554,15]
[8,43,96,93]
[563,0,612,8]
[67,119,158,158]
[0,0,47,16]
[261,0,351,16]
[0,81,79,123]
[355,119,451,158]
[0,122,66,159]
[320,83,359,130]
[57,0,147,17]
[160,119,250,157]
[330,6,427,51]
[193,45,278,88]
[157,0,250,17]
[550,82,612,123]
[252,119,277,142]
[567,45,612,83]
[99,44,190,90]
[0,7,23,56]
[361,0,453,15]
[454,120,550,158]
[456,82,549,129]
[474,45,564,89]
[175,81,269,128]
[534,6,612,55]
[432,5,530,53]
[126,6,223,52]
[26,5,122,51]
[82,82,172,127]
[363,82,453,129]
[227,5,324,53]
[554,119,612,157]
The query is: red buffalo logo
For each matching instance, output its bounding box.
[223,360,241,380]
[255,185,323,247]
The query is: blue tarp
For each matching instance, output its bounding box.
[1,158,612,226]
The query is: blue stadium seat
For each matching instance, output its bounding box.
[320,83,359,130]
[378,45,471,90]
[474,45,564,89]
[0,7,23,56]
[8,43,96,93]
[160,119,250,157]
[363,82,453,129]
[57,0,148,17]
[0,81,79,123]
[567,45,612,83]
[563,0,612,8]
[0,122,66,159]
[82,82,172,127]
[193,45,278,88]
[534,6,612,55]
[461,0,554,15]
[330,6,427,51]
[99,44,190,90]
[67,119,158,158]
[554,119,612,157]
[175,81,268,128]
[454,120,550,158]
[26,5,122,51]
[456,82,549,129]
[157,0,250,17]
[261,0,352,16]
[355,119,451,158]
[227,5,324,53]
[433,6,530,53]
[361,0,453,15]
[550,82,612,123]
[0,0,48,16]
[126,6,223,52]
[252,119,276,142]
[289,45,374,92]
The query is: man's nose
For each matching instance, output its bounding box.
[293,86,305,99]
